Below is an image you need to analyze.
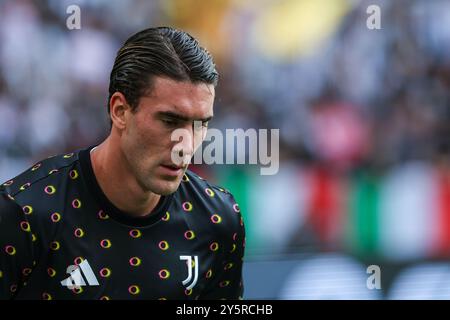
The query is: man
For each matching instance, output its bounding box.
[0,27,245,300]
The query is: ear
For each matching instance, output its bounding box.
[109,92,131,130]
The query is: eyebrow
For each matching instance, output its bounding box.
[156,111,213,122]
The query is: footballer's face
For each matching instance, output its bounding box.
[120,77,214,195]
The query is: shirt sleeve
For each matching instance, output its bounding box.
[0,190,36,299]
[200,191,246,300]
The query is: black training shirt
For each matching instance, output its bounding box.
[0,146,245,300]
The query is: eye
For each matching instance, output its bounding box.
[162,118,179,127]
[193,121,209,132]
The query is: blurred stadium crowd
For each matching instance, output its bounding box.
[1,0,450,298]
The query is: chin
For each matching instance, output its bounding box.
[148,179,181,196]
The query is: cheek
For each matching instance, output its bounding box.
[131,119,172,154]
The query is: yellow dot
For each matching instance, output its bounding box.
[74,228,84,238]
[5,245,16,255]
[184,230,196,240]
[72,199,81,209]
[22,206,33,215]
[51,212,61,223]
[22,268,32,276]
[205,188,215,197]
[50,241,60,251]
[129,257,142,267]
[129,285,140,295]
[44,185,56,195]
[20,183,30,191]
[224,263,234,270]
[100,268,112,278]
[73,287,83,294]
[158,241,169,251]
[47,268,56,277]
[20,221,31,232]
[3,180,13,186]
[69,170,79,179]
[98,210,109,220]
[42,292,52,300]
[100,239,111,249]
[210,242,219,251]
[129,229,142,238]
[211,214,222,224]
[182,202,193,212]
[158,269,170,279]
[162,211,170,221]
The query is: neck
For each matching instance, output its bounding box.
[90,136,161,217]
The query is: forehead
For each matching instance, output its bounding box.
[138,77,215,118]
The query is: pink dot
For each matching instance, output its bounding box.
[158,269,170,279]
[5,245,15,255]
[72,199,81,208]
[128,285,140,295]
[182,202,193,212]
[20,221,30,232]
[51,213,61,222]
[99,268,111,277]
[98,210,108,220]
[184,231,195,240]
[210,242,219,251]
[158,241,169,250]
[20,183,30,190]
[44,186,55,195]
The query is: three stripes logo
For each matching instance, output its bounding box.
[61,260,99,290]
[180,255,199,290]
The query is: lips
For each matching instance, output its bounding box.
[161,164,184,170]
[159,164,184,177]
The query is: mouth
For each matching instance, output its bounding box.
[159,163,185,177]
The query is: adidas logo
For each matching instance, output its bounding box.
[61,259,99,290]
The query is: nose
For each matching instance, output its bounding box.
[170,123,196,166]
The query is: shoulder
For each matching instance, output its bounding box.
[182,170,241,210]
[0,188,22,216]
[1,151,80,198]
[179,170,244,233]
[0,151,82,223]
[0,150,85,250]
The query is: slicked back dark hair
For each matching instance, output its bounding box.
[108,27,218,116]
